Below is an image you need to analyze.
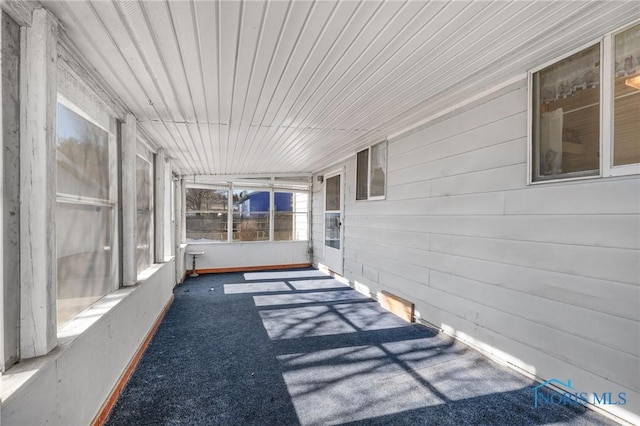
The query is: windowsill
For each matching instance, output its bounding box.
[355,196,386,202]
[1,287,133,406]
[529,173,601,186]
[136,260,171,283]
[527,171,639,186]
[1,260,172,406]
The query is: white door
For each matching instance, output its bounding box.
[324,172,343,275]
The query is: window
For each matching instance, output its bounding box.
[356,140,387,199]
[613,24,640,166]
[136,143,153,274]
[233,188,270,242]
[186,187,229,242]
[56,99,117,327]
[185,182,310,243]
[356,149,368,200]
[274,191,309,241]
[530,22,640,182]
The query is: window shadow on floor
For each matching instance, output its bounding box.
[105,268,616,426]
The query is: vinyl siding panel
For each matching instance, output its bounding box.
[313,81,640,422]
[427,252,639,321]
[388,116,527,184]
[430,234,638,284]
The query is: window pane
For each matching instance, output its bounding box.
[533,45,600,181]
[233,189,270,241]
[274,191,308,241]
[356,149,368,200]
[370,141,387,197]
[324,212,340,249]
[57,102,110,199]
[136,156,152,209]
[136,213,152,274]
[325,175,340,211]
[186,188,229,242]
[57,203,112,326]
[613,23,640,166]
[136,154,152,274]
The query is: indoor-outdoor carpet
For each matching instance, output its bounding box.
[105,268,618,426]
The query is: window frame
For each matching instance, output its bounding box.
[55,94,119,328]
[185,185,231,243]
[231,185,272,243]
[527,20,640,185]
[356,140,388,200]
[605,21,640,177]
[273,189,310,242]
[185,182,311,244]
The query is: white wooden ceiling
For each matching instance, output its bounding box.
[43,0,640,176]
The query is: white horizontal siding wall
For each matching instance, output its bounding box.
[312,81,640,424]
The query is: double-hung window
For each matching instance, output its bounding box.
[356,140,388,200]
[530,22,640,183]
[56,97,117,327]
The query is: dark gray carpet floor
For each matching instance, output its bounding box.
[105,268,618,426]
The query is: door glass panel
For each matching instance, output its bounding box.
[326,175,340,211]
[325,212,340,249]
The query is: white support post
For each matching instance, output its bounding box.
[19,8,58,358]
[269,187,275,241]
[180,177,186,244]
[121,115,137,286]
[0,12,5,371]
[164,158,172,257]
[173,176,182,284]
[154,149,165,263]
[227,183,233,242]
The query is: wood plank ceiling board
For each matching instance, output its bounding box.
[42,0,640,176]
[54,1,152,120]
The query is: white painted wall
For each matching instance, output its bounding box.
[312,81,640,424]
[187,241,309,271]
[1,260,175,426]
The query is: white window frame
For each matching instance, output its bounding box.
[604,21,640,177]
[527,20,640,185]
[185,185,231,243]
[186,181,311,244]
[55,95,119,328]
[356,140,387,200]
[273,189,311,242]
